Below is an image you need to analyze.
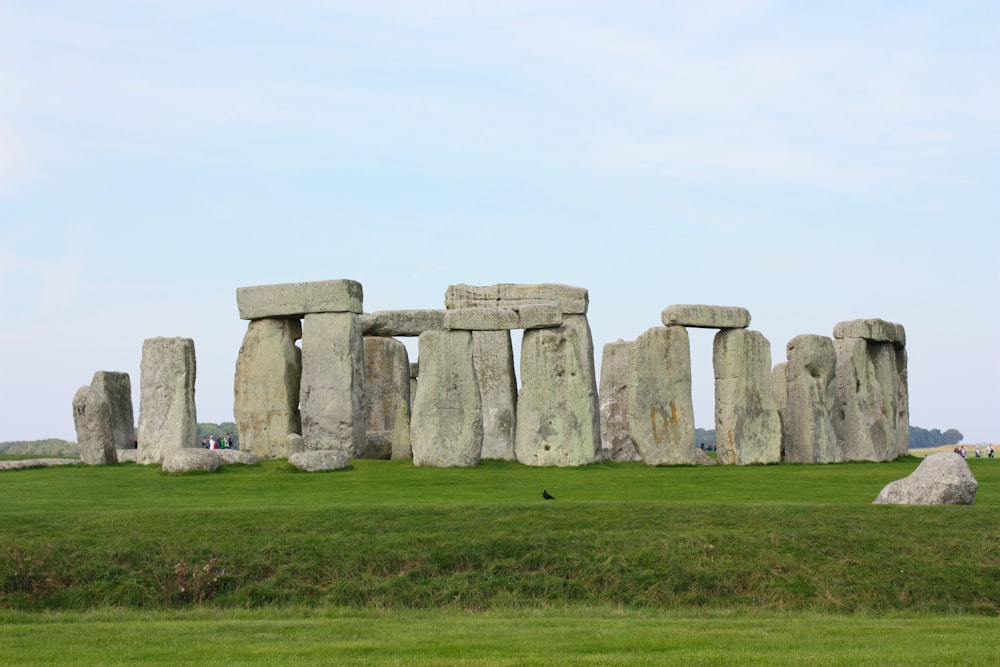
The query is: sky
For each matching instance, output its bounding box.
[0,1,997,444]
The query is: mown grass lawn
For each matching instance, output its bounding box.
[1,455,998,664]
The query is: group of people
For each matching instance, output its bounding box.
[954,445,995,459]
[202,433,235,450]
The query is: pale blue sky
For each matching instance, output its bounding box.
[1,1,997,443]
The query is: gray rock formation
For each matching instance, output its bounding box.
[445,305,563,331]
[116,449,139,463]
[214,449,259,465]
[445,283,588,314]
[234,318,302,459]
[410,330,483,467]
[237,279,363,320]
[137,337,198,465]
[162,448,220,473]
[771,361,788,457]
[89,371,135,450]
[286,433,305,455]
[288,450,350,471]
[873,452,977,505]
[628,327,711,466]
[72,385,119,465]
[0,459,81,471]
[599,340,640,462]
[782,335,839,464]
[661,305,751,329]
[515,315,602,466]
[361,310,446,337]
[362,336,410,459]
[713,329,782,465]
[473,330,517,460]
[300,312,366,456]
[833,318,906,348]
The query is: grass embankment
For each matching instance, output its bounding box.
[1,457,999,615]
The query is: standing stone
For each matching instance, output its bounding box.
[72,385,118,465]
[234,318,303,459]
[473,330,517,460]
[713,329,782,465]
[90,371,135,450]
[599,340,640,462]
[362,336,411,459]
[515,315,602,466]
[301,313,366,456]
[771,362,788,458]
[628,327,710,466]
[782,335,839,464]
[137,337,197,465]
[833,337,906,462]
[895,347,910,458]
[410,330,482,467]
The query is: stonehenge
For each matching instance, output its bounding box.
[137,337,198,465]
[71,370,135,465]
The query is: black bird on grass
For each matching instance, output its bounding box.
[542,489,555,500]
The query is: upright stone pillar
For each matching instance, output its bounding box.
[234,318,302,459]
[782,335,838,464]
[627,326,710,465]
[713,329,782,465]
[362,336,410,459]
[473,330,517,460]
[137,337,197,464]
[599,340,640,462]
[72,385,118,465]
[90,371,135,450]
[301,312,366,456]
[771,362,788,458]
[410,330,482,467]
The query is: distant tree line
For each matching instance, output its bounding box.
[0,439,78,457]
[197,422,240,448]
[909,426,964,448]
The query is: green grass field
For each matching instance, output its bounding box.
[1,456,998,664]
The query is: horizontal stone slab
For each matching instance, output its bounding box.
[661,304,751,329]
[361,310,446,337]
[444,304,563,331]
[445,283,588,314]
[237,280,363,320]
[833,318,906,348]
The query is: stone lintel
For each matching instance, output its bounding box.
[833,318,906,348]
[661,304,751,329]
[445,283,588,314]
[237,279,363,320]
[445,304,563,331]
[361,310,446,337]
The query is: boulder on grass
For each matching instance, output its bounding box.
[214,450,259,466]
[288,450,350,472]
[162,448,221,474]
[873,452,977,505]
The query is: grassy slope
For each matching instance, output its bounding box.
[1,457,998,615]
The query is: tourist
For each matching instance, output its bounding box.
[960,445,967,459]
[208,435,216,449]
[975,446,981,458]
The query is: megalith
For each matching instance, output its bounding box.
[873,452,977,505]
[362,336,411,459]
[771,361,788,457]
[89,371,135,450]
[410,329,483,467]
[713,329,782,465]
[300,312,366,456]
[832,319,908,462]
[515,315,602,466]
[234,318,302,459]
[627,326,710,466]
[661,304,751,329]
[472,330,517,461]
[72,385,118,465]
[137,337,198,465]
[599,340,640,462]
[782,335,839,464]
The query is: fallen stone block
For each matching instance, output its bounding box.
[237,279,363,320]
[873,452,977,505]
[288,450,350,471]
[214,450,259,465]
[661,305,751,329]
[162,448,221,473]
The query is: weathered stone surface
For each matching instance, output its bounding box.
[628,327,712,466]
[288,450,350,471]
[771,361,788,455]
[410,330,483,467]
[363,337,410,459]
[599,340,641,462]
[0,458,81,471]
[90,371,135,450]
[72,385,119,465]
[214,449,259,465]
[873,452,977,505]
[162,448,220,473]
[445,304,563,331]
[473,330,517,460]
[300,312,366,456]
[515,315,602,466]
[661,305,750,329]
[445,283,588,314]
[833,318,906,348]
[782,335,839,464]
[116,449,139,463]
[713,329,782,465]
[361,310,446,337]
[234,318,302,459]
[833,337,907,462]
[137,337,198,465]
[237,279,363,320]
[286,433,305,455]
[895,348,910,458]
